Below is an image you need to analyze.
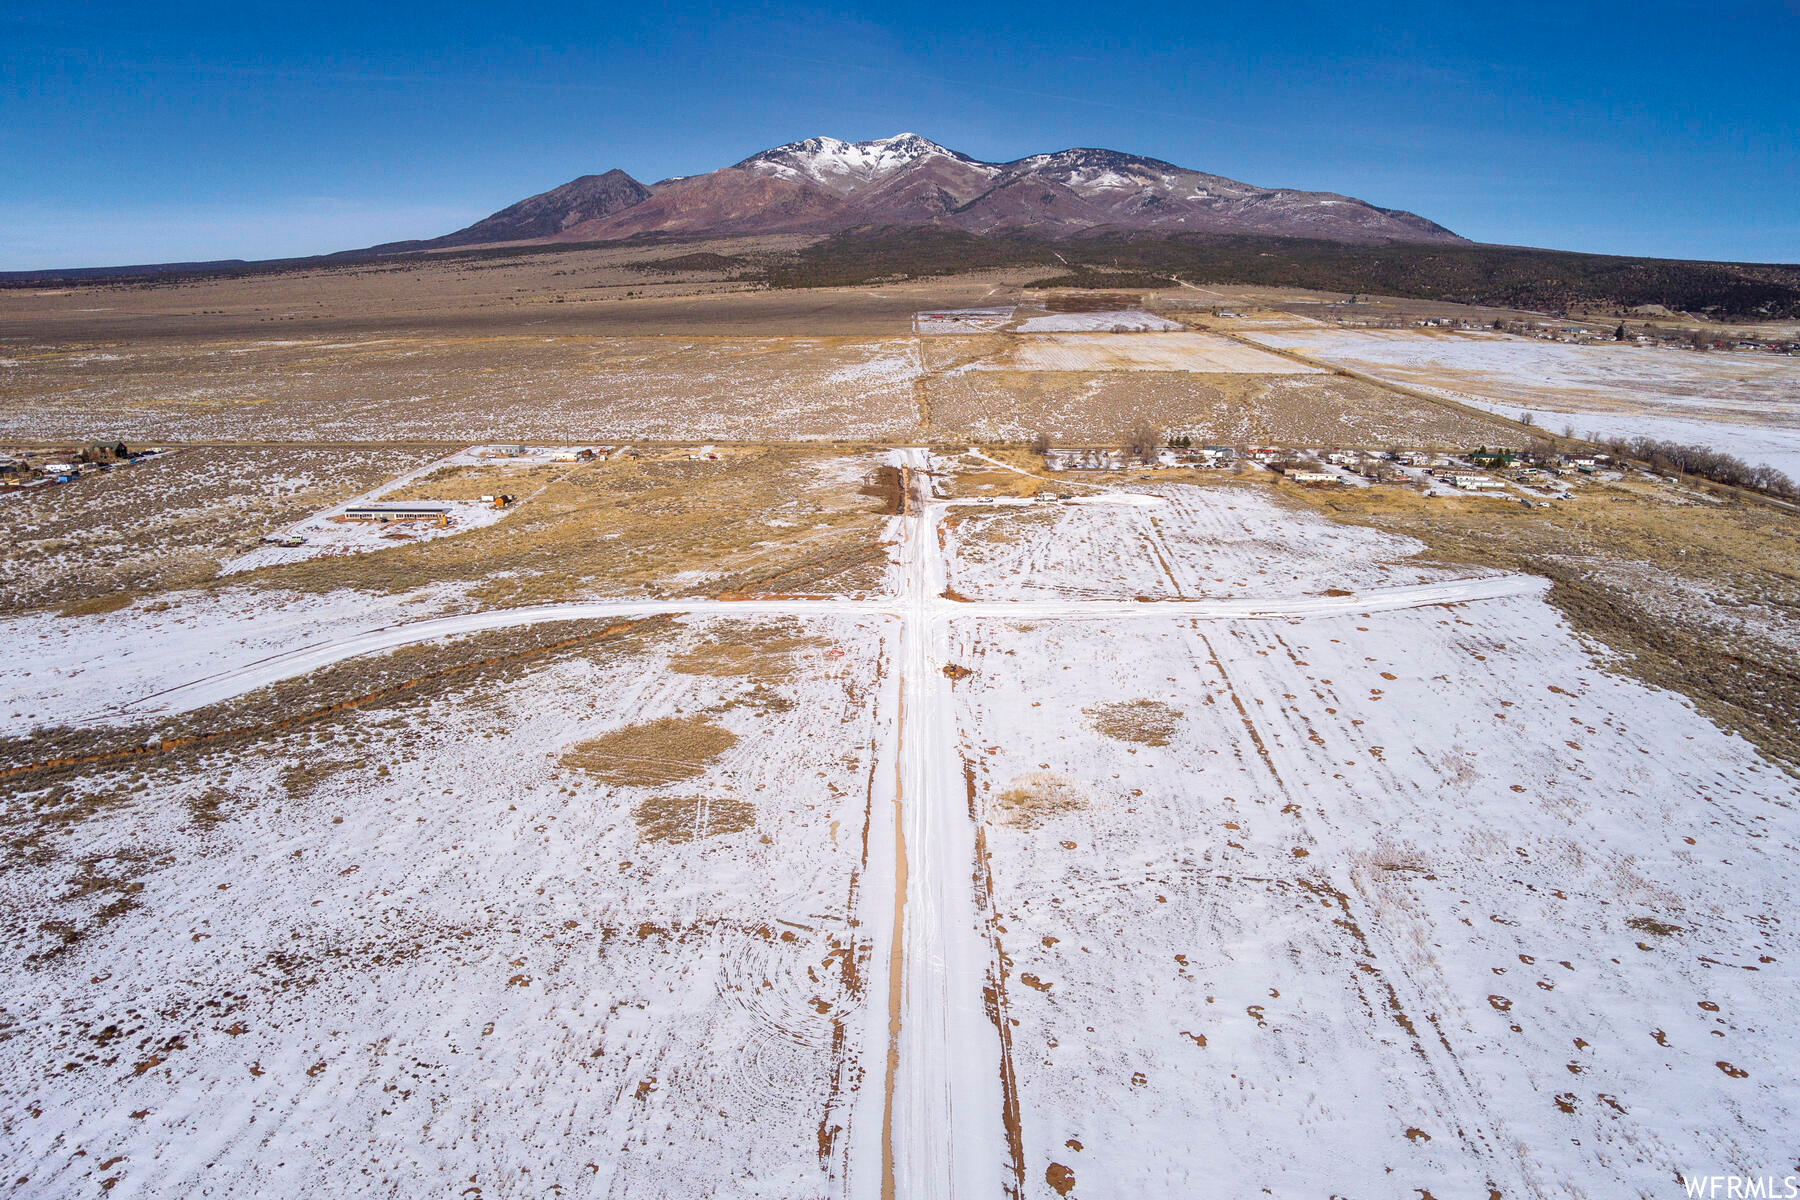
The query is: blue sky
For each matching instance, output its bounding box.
[4,0,1796,269]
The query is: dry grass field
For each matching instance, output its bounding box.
[2,251,1528,447]
[0,328,1521,446]
[0,445,438,612]
[222,445,897,607]
[922,369,1511,444]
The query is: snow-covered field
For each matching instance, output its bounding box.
[0,613,899,1198]
[1014,311,1185,333]
[951,598,1798,1194]
[221,449,532,573]
[914,307,1015,334]
[1245,327,1800,476]
[970,332,1320,374]
[3,462,1795,1198]
[223,500,513,573]
[0,584,475,736]
[942,482,1476,600]
[931,476,1799,1194]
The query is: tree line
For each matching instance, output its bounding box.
[1605,436,1796,498]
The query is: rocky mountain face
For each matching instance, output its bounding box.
[414,133,1464,248]
[394,170,652,249]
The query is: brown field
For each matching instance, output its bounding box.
[0,245,1523,447]
[922,369,1510,444]
[382,462,568,501]
[0,445,438,612]
[223,445,895,607]
[560,715,740,786]
[0,330,1517,445]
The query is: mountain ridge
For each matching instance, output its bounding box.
[400,132,1464,250]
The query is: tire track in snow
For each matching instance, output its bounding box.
[1201,620,1530,1196]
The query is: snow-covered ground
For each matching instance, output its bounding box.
[931,474,1800,1194]
[951,596,1799,1194]
[1014,311,1185,333]
[223,500,512,573]
[220,448,533,573]
[968,332,1320,374]
[4,462,1795,1198]
[914,307,1015,335]
[942,481,1483,600]
[0,584,476,735]
[1244,327,1800,477]
[1,612,900,1199]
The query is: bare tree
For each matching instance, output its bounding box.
[1126,425,1162,462]
[1519,411,1536,427]
[1028,431,1051,456]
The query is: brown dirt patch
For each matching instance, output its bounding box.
[995,772,1086,828]
[1086,699,1183,746]
[860,464,904,514]
[632,792,756,844]
[560,716,738,786]
[669,623,820,678]
[280,757,360,800]
[57,593,134,618]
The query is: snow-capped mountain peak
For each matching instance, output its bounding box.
[738,132,988,194]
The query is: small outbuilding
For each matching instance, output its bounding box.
[342,503,451,526]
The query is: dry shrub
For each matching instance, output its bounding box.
[57,592,133,618]
[187,787,235,830]
[384,463,564,502]
[280,758,359,799]
[561,716,737,785]
[1086,699,1184,746]
[995,771,1086,828]
[669,625,818,678]
[632,792,756,844]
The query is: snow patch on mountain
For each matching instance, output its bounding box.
[739,133,995,195]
